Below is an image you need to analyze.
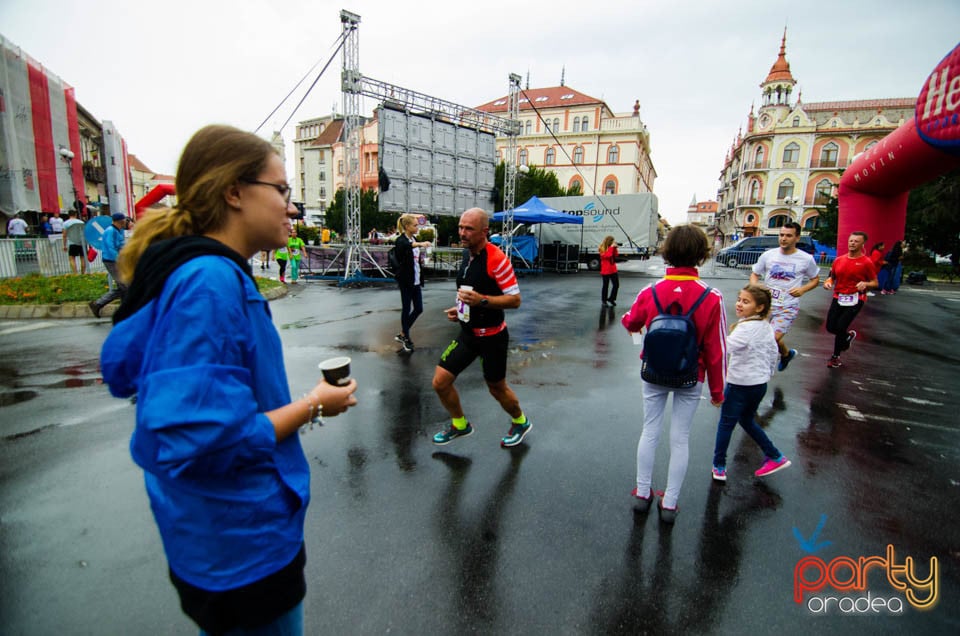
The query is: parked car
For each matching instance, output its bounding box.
[716,235,816,268]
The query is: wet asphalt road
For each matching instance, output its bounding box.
[1,259,959,635]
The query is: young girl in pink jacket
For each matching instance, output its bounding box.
[622,225,727,523]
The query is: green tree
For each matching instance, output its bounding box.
[492,162,577,211]
[326,188,394,237]
[810,193,838,247]
[905,167,960,265]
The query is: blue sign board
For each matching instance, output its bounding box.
[84,216,114,251]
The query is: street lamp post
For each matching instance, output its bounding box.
[58,147,79,208]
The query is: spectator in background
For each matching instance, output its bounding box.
[49,213,64,235]
[869,242,886,295]
[599,235,620,307]
[880,241,903,295]
[39,214,53,237]
[7,213,28,236]
[393,214,430,353]
[89,213,129,317]
[286,227,306,284]
[62,210,87,274]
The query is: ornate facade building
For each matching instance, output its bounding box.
[476,84,656,196]
[293,113,378,224]
[715,33,913,245]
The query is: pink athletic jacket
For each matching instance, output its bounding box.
[621,267,728,403]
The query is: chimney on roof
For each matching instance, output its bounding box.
[525,71,530,90]
[633,100,640,116]
[560,66,565,87]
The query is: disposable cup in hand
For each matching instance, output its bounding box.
[319,357,351,386]
[631,332,643,345]
[457,285,473,322]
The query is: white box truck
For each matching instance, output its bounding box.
[534,194,660,270]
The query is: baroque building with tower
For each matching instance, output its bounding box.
[715,32,914,246]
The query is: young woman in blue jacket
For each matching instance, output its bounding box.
[100,125,358,635]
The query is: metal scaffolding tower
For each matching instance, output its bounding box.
[499,73,522,265]
[339,10,364,280]
[339,10,520,283]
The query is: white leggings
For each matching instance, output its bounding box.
[636,381,703,509]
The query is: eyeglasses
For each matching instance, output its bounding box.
[241,179,292,205]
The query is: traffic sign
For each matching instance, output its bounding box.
[85,216,114,251]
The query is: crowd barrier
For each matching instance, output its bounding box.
[0,237,106,278]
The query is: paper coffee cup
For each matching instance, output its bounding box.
[319,356,351,386]
[457,285,473,322]
[631,332,643,345]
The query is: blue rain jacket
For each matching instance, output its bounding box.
[101,255,309,591]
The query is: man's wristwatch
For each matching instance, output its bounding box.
[480,296,489,306]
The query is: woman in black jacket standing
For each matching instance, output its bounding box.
[394,213,431,352]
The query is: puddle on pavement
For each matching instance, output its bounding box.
[0,360,102,406]
[0,389,39,407]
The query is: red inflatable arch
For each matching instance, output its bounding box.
[134,183,176,218]
[838,42,960,251]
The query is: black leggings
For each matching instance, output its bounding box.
[602,273,619,303]
[825,299,863,356]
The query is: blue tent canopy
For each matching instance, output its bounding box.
[492,196,583,225]
[491,196,583,271]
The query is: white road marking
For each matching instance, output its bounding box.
[866,413,959,433]
[0,321,59,336]
[838,403,866,421]
[902,396,945,406]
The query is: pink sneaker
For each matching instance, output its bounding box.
[755,456,791,477]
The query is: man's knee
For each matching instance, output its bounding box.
[432,367,455,393]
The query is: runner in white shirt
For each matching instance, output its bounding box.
[750,222,820,371]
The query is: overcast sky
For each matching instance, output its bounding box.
[2,0,958,223]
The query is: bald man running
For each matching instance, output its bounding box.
[431,208,531,448]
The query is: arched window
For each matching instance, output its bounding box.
[803,215,820,230]
[553,118,560,133]
[545,147,555,165]
[814,179,833,204]
[865,141,878,152]
[820,142,838,167]
[768,214,789,229]
[749,180,761,204]
[604,179,617,195]
[573,146,583,164]
[777,178,795,201]
[754,146,765,168]
[518,149,527,166]
[524,120,532,135]
[543,120,550,134]
[607,145,619,164]
[782,142,800,165]
[581,116,588,131]
[569,177,582,194]
[573,116,580,130]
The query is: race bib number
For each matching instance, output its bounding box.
[291,249,301,256]
[771,288,784,302]
[277,247,288,256]
[837,293,858,307]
